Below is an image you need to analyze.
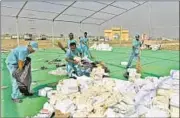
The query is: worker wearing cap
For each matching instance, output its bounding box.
[80,32,90,58]
[65,42,82,78]
[6,41,38,103]
[126,34,143,69]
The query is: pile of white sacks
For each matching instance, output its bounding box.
[90,43,112,51]
[34,69,179,118]
[150,44,161,51]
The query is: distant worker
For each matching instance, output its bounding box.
[6,41,38,103]
[80,32,92,58]
[65,42,82,79]
[57,33,76,53]
[126,34,144,69]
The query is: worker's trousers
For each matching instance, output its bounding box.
[126,51,139,69]
[66,63,82,77]
[81,45,90,58]
[7,64,21,99]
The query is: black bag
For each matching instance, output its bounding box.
[12,57,32,94]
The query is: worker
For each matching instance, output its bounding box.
[80,32,91,58]
[126,34,143,69]
[65,42,82,79]
[6,41,38,103]
[57,33,76,53]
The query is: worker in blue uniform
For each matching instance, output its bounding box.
[6,41,38,103]
[80,32,91,58]
[126,34,143,69]
[57,33,77,53]
[65,42,82,78]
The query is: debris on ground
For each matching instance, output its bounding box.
[31,69,39,72]
[31,81,38,85]
[40,66,48,70]
[120,62,128,66]
[48,67,67,76]
[1,86,8,89]
[33,69,179,118]
[56,64,66,68]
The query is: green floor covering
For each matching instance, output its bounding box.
[1,47,179,117]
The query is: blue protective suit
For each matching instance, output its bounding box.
[66,48,82,77]
[126,39,142,69]
[80,37,90,58]
[6,46,29,99]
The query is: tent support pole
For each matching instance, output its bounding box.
[16,18,20,46]
[52,21,54,47]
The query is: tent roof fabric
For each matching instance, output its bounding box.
[1,1,147,25]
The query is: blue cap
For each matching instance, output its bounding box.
[29,41,38,51]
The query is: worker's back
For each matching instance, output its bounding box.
[6,46,29,65]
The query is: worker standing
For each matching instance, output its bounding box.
[65,42,82,78]
[126,35,143,69]
[57,33,76,53]
[6,41,38,103]
[80,32,91,58]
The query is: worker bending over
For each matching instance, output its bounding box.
[80,32,91,58]
[126,35,143,69]
[57,33,76,53]
[6,41,38,103]
[65,42,82,78]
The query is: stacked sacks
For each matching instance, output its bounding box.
[33,69,179,118]
[91,43,112,51]
[60,79,79,94]
[127,68,141,82]
[90,66,105,80]
[170,94,179,117]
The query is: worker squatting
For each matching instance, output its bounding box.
[6,32,143,103]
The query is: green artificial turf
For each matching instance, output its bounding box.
[1,47,179,117]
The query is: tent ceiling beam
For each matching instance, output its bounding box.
[16,1,28,18]
[53,1,77,21]
[93,1,127,10]
[80,1,116,23]
[41,0,117,16]
[100,1,148,25]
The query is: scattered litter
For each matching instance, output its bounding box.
[48,68,67,76]
[1,86,8,89]
[56,64,66,68]
[31,81,37,85]
[40,66,48,70]
[38,87,53,97]
[31,69,39,72]
[121,62,128,66]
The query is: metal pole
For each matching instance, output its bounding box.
[52,21,54,47]
[98,25,101,40]
[80,23,82,33]
[148,1,152,39]
[16,18,20,46]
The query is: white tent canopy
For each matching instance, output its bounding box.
[1,0,147,45]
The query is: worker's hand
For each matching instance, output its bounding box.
[18,60,24,71]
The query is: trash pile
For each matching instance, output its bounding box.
[34,69,179,118]
[48,67,67,76]
[90,43,112,51]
